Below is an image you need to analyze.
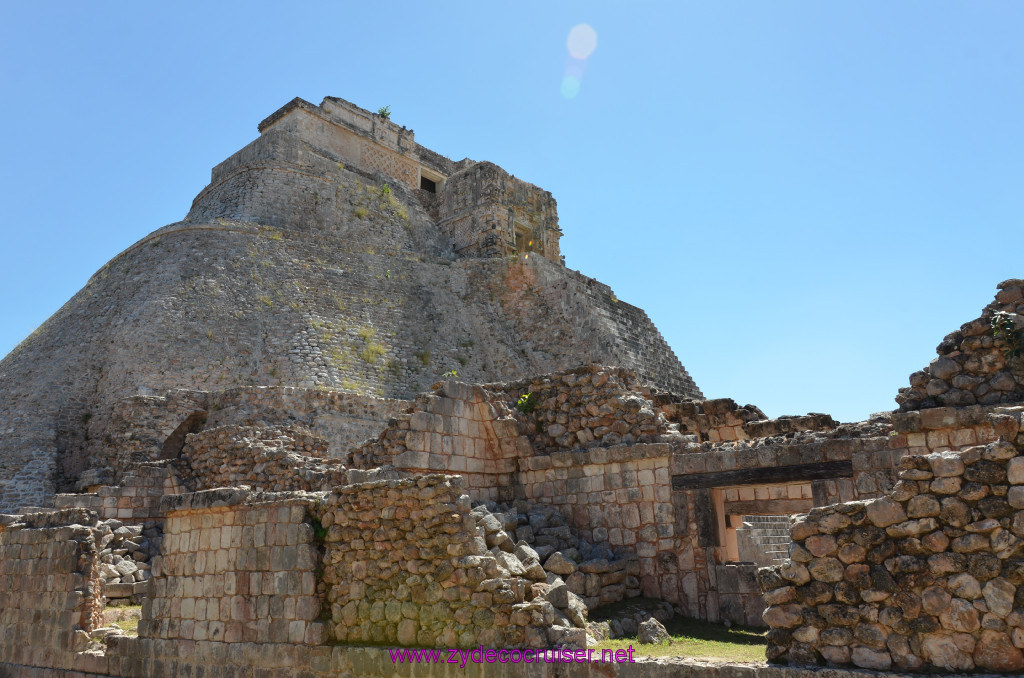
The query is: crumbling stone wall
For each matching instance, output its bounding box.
[347,365,890,628]
[494,366,683,452]
[657,396,836,443]
[55,463,180,523]
[89,387,406,489]
[95,520,160,602]
[349,380,518,500]
[900,279,1024,410]
[517,443,666,596]
[0,508,107,673]
[350,366,685,501]
[472,499,635,612]
[178,424,347,492]
[760,427,1024,673]
[315,474,580,648]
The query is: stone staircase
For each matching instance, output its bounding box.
[737,515,792,566]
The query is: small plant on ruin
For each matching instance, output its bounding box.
[991,311,1024,363]
[353,207,368,219]
[377,105,391,119]
[443,369,458,378]
[310,516,328,541]
[381,184,392,196]
[258,226,284,241]
[360,342,386,364]
[414,349,431,366]
[516,392,538,414]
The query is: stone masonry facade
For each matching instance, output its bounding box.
[4,93,1024,677]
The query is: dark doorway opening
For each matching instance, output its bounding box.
[160,411,207,460]
[420,176,436,193]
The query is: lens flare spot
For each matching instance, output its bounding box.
[567,24,597,59]
[560,76,581,99]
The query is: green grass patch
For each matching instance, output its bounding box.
[103,604,142,636]
[591,612,765,662]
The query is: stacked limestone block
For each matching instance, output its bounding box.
[56,463,176,524]
[900,279,1024,410]
[471,500,635,614]
[890,404,1021,458]
[142,489,326,646]
[316,474,589,649]
[348,380,521,501]
[351,366,684,469]
[179,424,347,492]
[349,366,685,503]
[494,365,684,453]
[0,508,108,674]
[760,419,1024,673]
[675,417,895,502]
[96,520,161,600]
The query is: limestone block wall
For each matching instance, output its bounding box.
[900,279,1024,410]
[315,474,562,648]
[0,508,106,674]
[349,380,519,501]
[438,161,562,262]
[143,489,325,646]
[55,463,181,523]
[349,366,689,502]
[345,365,897,628]
[517,444,670,597]
[674,420,897,506]
[890,403,1023,456]
[665,421,897,627]
[178,424,348,492]
[760,433,1024,673]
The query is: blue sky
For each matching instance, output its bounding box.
[1,2,1021,422]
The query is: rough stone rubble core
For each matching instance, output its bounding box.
[0,94,1023,676]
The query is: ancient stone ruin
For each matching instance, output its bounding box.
[1,95,1024,675]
